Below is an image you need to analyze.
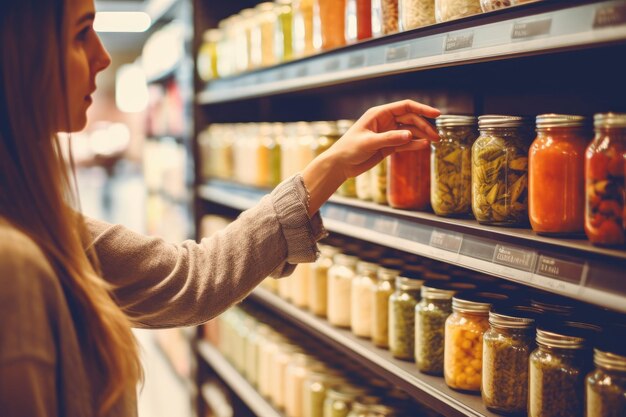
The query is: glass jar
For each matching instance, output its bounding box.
[388,146,431,210]
[346,396,382,417]
[310,244,340,317]
[297,121,316,173]
[480,0,513,13]
[379,0,399,35]
[269,123,284,187]
[312,121,340,158]
[415,281,475,375]
[529,323,598,417]
[328,253,359,328]
[255,2,277,68]
[286,353,315,417]
[292,0,321,58]
[389,273,424,360]
[345,0,372,43]
[259,333,281,398]
[435,0,482,23]
[529,114,590,235]
[585,113,626,246]
[351,259,379,338]
[292,262,312,309]
[444,292,505,392]
[482,306,539,415]
[399,0,436,31]
[371,158,388,204]
[239,8,256,71]
[304,368,341,417]
[256,123,272,187]
[472,115,532,226]
[271,343,298,409]
[197,29,221,82]
[586,327,626,417]
[371,259,402,348]
[323,386,366,417]
[432,115,478,217]
[355,170,373,201]
[337,120,358,197]
[275,0,294,63]
[319,0,346,50]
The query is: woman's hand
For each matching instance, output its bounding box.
[302,100,441,216]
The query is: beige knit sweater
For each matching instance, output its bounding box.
[0,175,326,417]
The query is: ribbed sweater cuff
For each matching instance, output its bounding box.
[271,174,328,264]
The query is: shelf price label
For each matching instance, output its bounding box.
[325,58,341,72]
[345,211,368,228]
[295,66,309,78]
[593,3,626,29]
[492,244,536,271]
[444,32,474,52]
[374,217,398,235]
[531,255,585,296]
[511,18,552,39]
[385,44,410,63]
[348,53,366,69]
[430,229,463,253]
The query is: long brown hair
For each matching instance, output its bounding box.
[0,0,141,415]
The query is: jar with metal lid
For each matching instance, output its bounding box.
[435,0,482,23]
[431,115,478,217]
[328,253,359,328]
[372,259,403,348]
[304,368,342,417]
[480,0,513,12]
[399,0,436,31]
[585,113,626,246]
[286,353,316,417]
[444,291,508,392]
[274,0,294,63]
[529,322,599,417]
[472,115,533,225]
[292,0,321,58]
[388,145,431,210]
[324,385,367,417]
[586,326,626,417]
[389,272,424,360]
[310,244,340,317]
[318,0,346,50]
[197,29,221,81]
[345,0,372,43]
[529,114,590,235]
[415,281,475,375]
[482,306,540,415]
[351,259,380,338]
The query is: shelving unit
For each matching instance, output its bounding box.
[192,0,626,416]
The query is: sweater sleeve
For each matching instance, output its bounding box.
[85,174,327,328]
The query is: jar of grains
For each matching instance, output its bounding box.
[435,0,482,23]
[328,252,359,328]
[351,258,380,338]
[371,258,403,348]
[399,0,436,31]
[389,272,424,360]
[309,244,341,317]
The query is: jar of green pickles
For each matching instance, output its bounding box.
[351,259,379,338]
[389,272,424,360]
[309,244,340,317]
[328,253,359,328]
[431,115,477,217]
[372,259,403,348]
[472,115,532,225]
[324,385,367,417]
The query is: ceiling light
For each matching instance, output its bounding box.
[94,12,151,33]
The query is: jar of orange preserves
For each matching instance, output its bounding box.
[318,0,346,50]
[585,113,626,246]
[387,147,430,210]
[529,114,590,235]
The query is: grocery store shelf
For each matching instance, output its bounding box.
[248,287,497,417]
[197,341,284,417]
[198,179,626,313]
[197,0,626,104]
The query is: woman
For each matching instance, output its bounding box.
[0,0,440,415]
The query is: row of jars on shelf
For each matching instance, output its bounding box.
[204,304,443,417]
[197,0,539,80]
[259,237,626,417]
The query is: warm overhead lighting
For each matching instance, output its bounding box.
[94,12,151,33]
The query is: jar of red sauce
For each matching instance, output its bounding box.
[387,147,430,210]
[529,114,590,235]
[584,113,626,246]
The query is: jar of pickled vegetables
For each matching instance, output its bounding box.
[318,0,346,50]
[197,29,221,81]
[529,114,590,235]
[372,259,403,348]
[399,0,436,31]
[435,0,482,23]
[472,115,533,225]
[389,272,424,360]
[310,244,340,317]
[345,0,372,43]
[585,113,626,246]
[586,326,626,417]
[328,253,359,328]
[292,0,321,58]
[444,291,506,392]
[274,0,294,63]
[432,115,477,217]
[388,146,430,210]
[482,305,539,415]
[415,281,475,375]
[351,259,379,338]
[529,322,598,417]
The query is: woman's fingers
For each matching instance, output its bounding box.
[384,99,441,119]
[395,113,439,141]
[394,139,431,152]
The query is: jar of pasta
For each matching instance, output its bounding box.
[415,281,475,375]
[310,244,340,317]
[318,0,346,50]
[399,0,436,31]
[529,114,590,235]
[586,326,626,417]
[197,29,221,81]
[585,113,626,246]
[380,0,399,35]
[372,259,403,348]
[389,272,424,360]
[472,115,532,226]
[482,305,539,415]
[274,0,294,63]
[529,322,598,417]
[346,0,372,43]
[388,145,430,210]
[292,0,321,58]
[432,115,477,217]
[435,0,482,23]
[328,253,359,328]
[351,259,379,338]
[444,291,507,392]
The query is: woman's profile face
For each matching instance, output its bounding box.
[63,0,111,132]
